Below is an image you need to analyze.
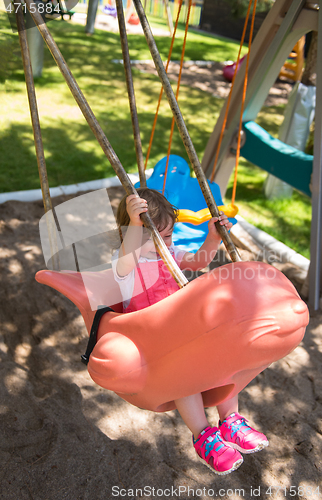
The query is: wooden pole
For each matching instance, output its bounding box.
[24,0,188,287]
[15,4,60,271]
[115,0,146,187]
[133,0,242,263]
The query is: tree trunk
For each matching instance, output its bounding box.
[301,31,317,86]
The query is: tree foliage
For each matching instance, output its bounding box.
[227,0,275,18]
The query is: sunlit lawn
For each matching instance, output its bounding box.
[0,8,235,188]
[0,6,311,258]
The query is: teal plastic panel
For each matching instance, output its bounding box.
[239,121,313,197]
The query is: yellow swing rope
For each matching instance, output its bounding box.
[232,0,258,206]
[210,0,257,207]
[144,0,257,225]
[144,0,184,170]
[162,0,192,195]
[177,0,257,226]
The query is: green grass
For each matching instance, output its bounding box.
[0,7,311,258]
[124,15,248,62]
[0,9,234,190]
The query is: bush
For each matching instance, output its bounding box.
[227,0,275,18]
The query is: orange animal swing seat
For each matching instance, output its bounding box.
[36,260,309,412]
[26,0,308,413]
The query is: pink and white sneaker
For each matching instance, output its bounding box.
[193,426,243,475]
[219,413,269,454]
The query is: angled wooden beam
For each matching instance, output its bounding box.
[115,0,146,187]
[15,4,60,271]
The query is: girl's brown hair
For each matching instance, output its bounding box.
[116,188,178,235]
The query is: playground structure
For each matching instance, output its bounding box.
[279,35,305,81]
[86,0,176,35]
[12,0,311,413]
[223,37,305,83]
[202,0,321,310]
[100,0,203,30]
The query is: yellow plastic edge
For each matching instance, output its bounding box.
[177,205,238,225]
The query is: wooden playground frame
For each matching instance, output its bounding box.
[202,0,322,311]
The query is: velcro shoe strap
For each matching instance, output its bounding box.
[194,427,220,455]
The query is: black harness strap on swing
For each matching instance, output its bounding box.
[81,306,114,365]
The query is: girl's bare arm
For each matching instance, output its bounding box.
[180,213,232,272]
[116,195,148,277]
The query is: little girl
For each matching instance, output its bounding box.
[112,187,268,475]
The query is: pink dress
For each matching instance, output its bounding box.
[112,244,185,313]
[124,258,181,313]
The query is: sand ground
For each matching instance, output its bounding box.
[0,186,321,500]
